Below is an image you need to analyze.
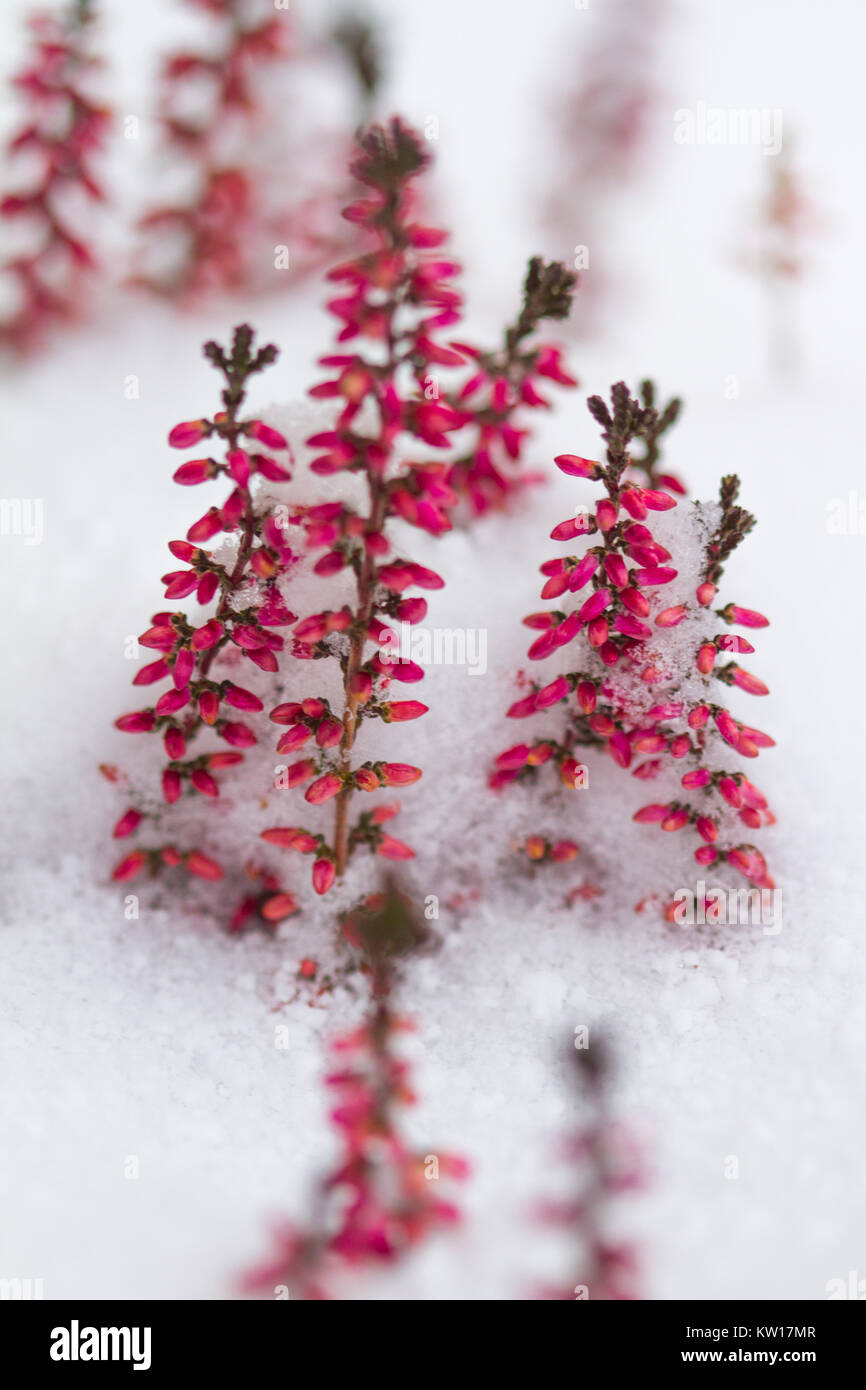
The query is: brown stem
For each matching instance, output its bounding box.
[333,484,388,876]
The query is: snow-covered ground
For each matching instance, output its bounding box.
[1,0,864,1300]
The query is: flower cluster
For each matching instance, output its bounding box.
[242,883,467,1300]
[491,382,775,909]
[0,0,110,353]
[535,1041,643,1301]
[132,0,288,299]
[110,324,298,925]
[445,256,578,514]
[260,119,470,896]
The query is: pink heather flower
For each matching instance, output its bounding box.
[696,581,717,607]
[535,676,569,709]
[696,816,718,843]
[244,421,288,451]
[312,858,336,894]
[577,680,597,714]
[376,835,415,860]
[184,850,223,881]
[579,588,611,623]
[191,769,218,798]
[112,851,147,883]
[115,711,156,733]
[162,769,182,804]
[682,769,711,789]
[729,665,770,696]
[112,809,142,839]
[382,701,428,722]
[380,763,423,787]
[697,643,716,674]
[305,774,343,805]
[168,420,209,449]
[261,828,319,853]
[721,604,769,628]
[694,845,718,866]
[555,454,598,478]
[655,605,687,627]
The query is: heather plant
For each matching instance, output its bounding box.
[535,1040,643,1301]
[110,324,298,925]
[259,118,471,896]
[241,882,467,1299]
[444,256,578,514]
[0,0,110,353]
[132,0,288,299]
[491,382,775,912]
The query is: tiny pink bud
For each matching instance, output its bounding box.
[312,858,336,894]
[112,850,146,882]
[681,769,710,789]
[554,454,598,478]
[305,773,343,805]
[261,827,319,852]
[112,808,142,839]
[162,768,182,804]
[383,701,428,722]
[199,689,220,725]
[376,835,415,861]
[696,816,718,843]
[721,604,769,629]
[577,680,596,714]
[184,851,223,881]
[173,458,215,486]
[697,643,716,674]
[656,605,687,627]
[315,718,343,748]
[381,763,422,786]
[245,420,288,450]
[168,419,208,448]
[191,769,219,798]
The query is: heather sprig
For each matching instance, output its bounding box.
[241,881,467,1299]
[260,118,469,896]
[491,383,775,905]
[132,0,288,299]
[0,0,110,353]
[445,256,579,513]
[535,1041,643,1301]
[110,324,298,923]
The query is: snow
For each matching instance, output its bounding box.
[1,0,865,1301]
